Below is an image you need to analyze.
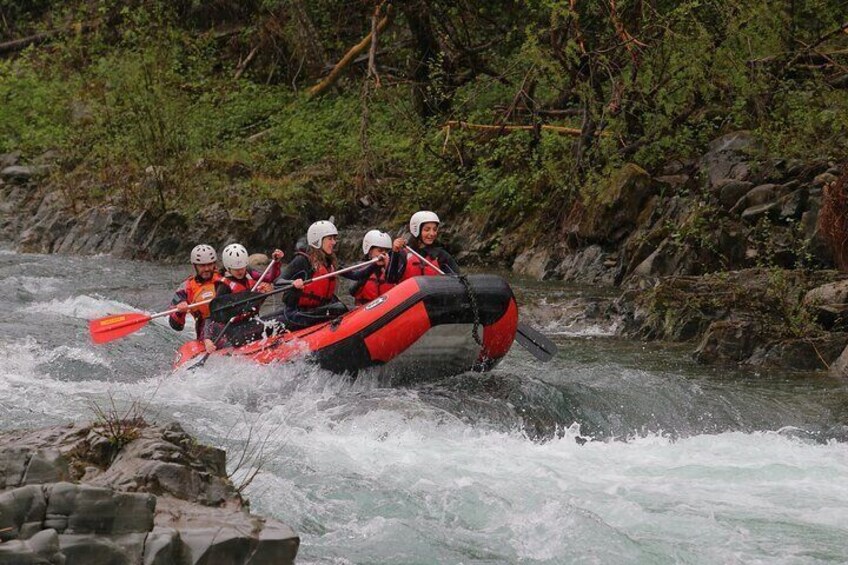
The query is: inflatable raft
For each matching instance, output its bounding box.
[173,274,518,379]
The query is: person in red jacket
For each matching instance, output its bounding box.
[274,220,352,330]
[201,243,284,352]
[169,244,223,341]
[393,211,459,281]
[349,230,404,305]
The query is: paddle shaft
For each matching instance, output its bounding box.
[188,257,381,369]
[210,257,381,317]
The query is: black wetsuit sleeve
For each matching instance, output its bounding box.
[385,251,406,283]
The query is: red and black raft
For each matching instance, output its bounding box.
[173,274,518,379]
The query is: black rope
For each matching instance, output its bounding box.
[458,274,483,346]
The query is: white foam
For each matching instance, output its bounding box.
[22,295,142,319]
[5,275,64,294]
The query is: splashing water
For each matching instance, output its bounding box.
[2,252,848,563]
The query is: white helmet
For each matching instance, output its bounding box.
[190,244,217,265]
[307,220,338,249]
[222,243,249,270]
[362,230,392,255]
[409,211,440,238]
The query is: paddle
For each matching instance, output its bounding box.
[208,257,380,322]
[404,244,558,362]
[89,299,214,345]
[190,256,280,368]
[186,257,381,370]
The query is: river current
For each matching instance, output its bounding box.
[2,249,847,563]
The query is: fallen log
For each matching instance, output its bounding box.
[441,120,607,137]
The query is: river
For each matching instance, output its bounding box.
[2,249,848,563]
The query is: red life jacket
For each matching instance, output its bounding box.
[297,262,337,308]
[353,269,395,305]
[184,272,223,321]
[400,250,442,281]
[223,273,258,294]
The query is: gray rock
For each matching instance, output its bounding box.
[830,343,848,377]
[714,179,754,209]
[699,131,760,187]
[58,533,145,565]
[731,184,779,214]
[740,202,780,222]
[23,449,69,485]
[141,529,180,565]
[746,334,848,370]
[0,528,63,564]
[778,188,808,221]
[0,485,47,541]
[0,447,31,489]
[555,245,616,285]
[512,248,556,280]
[0,165,49,183]
[694,320,761,364]
[45,482,155,535]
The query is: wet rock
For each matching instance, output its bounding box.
[746,334,848,370]
[740,201,780,222]
[512,248,556,280]
[829,344,848,377]
[22,449,69,485]
[694,319,762,364]
[58,532,146,564]
[0,485,47,541]
[714,179,754,209]
[0,447,30,489]
[1,165,50,183]
[0,528,63,564]
[778,188,808,221]
[803,279,848,328]
[731,184,779,214]
[555,245,616,285]
[699,131,760,187]
[45,482,155,535]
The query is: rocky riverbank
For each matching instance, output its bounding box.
[2,132,848,375]
[0,419,299,564]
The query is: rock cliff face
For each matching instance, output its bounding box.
[0,421,299,564]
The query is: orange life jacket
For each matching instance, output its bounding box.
[185,272,223,321]
[400,250,442,281]
[297,263,337,308]
[353,269,395,305]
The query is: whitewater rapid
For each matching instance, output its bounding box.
[2,251,848,563]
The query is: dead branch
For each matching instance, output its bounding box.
[442,120,607,137]
[234,45,260,80]
[0,22,96,56]
[308,5,392,98]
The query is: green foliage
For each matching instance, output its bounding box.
[1,0,846,229]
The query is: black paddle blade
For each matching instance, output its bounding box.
[515,321,558,362]
[209,291,264,323]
